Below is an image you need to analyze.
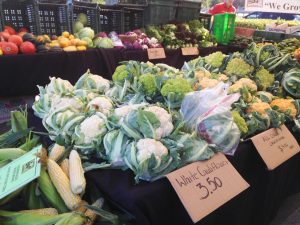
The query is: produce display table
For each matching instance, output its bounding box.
[27,109,300,225]
[0,46,244,97]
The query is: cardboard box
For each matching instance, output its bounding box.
[265,23,300,34]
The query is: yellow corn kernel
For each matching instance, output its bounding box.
[47,159,82,210]
[69,150,86,195]
[19,208,58,216]
[49,144,65,162]
[60,158,69,178]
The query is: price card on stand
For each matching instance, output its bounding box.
[0,145,42,199]
[147,48,166,60]
[251,124,300,170]
[181,47,199,56]
[166,153,249,223]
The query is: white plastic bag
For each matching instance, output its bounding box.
[181,82,241,155]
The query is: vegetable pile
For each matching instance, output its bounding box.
[235,18,300,30]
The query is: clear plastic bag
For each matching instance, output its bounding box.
[181,82,241,155]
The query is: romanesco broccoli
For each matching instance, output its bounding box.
[231,111,248,134]
[254,68,275,91]
[112,65,129,83]
[139,73,158,96]
[204,51,226,68]
[225,58,254,77]
[161,77,192,97]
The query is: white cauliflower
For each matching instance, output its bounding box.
[144,106,174,140]
[46,77,74,96]
[87,97,113,115]
[50,96,84,113]
[78,114,107,144]
[89,75,110,92]
[136,138,168,162]
[114,103,146,118]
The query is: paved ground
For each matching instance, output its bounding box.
[270,193,300,225]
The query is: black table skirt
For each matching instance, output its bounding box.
[0,46,244,97]
[27,110,300,225]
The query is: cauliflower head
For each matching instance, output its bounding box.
[195,77,220,90]
[225,58,254,77]
[139,73,158,96]
[161,77,192,97]
[87,96,113,115]
[136,138,168,162]
[254,68,275,91]
[247,102,271,116]
[270,99,297,118]
[144,106,174,140]
[46,77,74,96]
[204,51,226,68]
[112,65,130,83]
[229,78,258,93]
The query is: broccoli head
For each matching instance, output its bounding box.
[231,111,248,134]
[139,73,158,96]
[161,77,192,97]
[254,68,275,91]
[112,65,129,84]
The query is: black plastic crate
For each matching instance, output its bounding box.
[99,5,123,34]
[176,0,201,22]
[36,0,71,36]
[71,1,100,33]
[199,13,211,30]
[144,0,176,26]
[106,0,147,7]
[0,0,39,34]
[123,6,144,32]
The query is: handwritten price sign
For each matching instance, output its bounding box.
[181,47,199,56]
[166,153,249,223]
[251,124,300,170]
[147,48,166,60]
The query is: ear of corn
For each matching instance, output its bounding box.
[49,144,65,162]
[47,159,82,210]
[19,208,58,216]
[0,148,26,161]
[0,210,67,225]
[75,200,88,214]
[84,199,104,225]
[19,135,40,152]
[26,182,46,209]
[54,212,86,225]
[69,150,86,195]
[60,158,70,178]
[37,168,69,213]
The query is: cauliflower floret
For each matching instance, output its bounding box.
[270,99,297,118]
[114,104,145,118]
[51,96,83,112]
[136,138,168,162]
[79,114,107,144]
[87,96,113,115]
[229,78,258,93]
[217,74,229,82]
[194,69,211,80]
[144,106,174,139]
[231,111,248,134]
[247,102,271,116]
[89,75,110,92]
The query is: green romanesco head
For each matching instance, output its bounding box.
[231,111,248,134]
[161,77,193,97]
[254,68,275,91]
[112,65,129,83]
[204,51,226,68]
[225,58,254,77]
[139,73,158,96]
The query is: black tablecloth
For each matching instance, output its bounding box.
[0,46,244,97]
[27,110,300,225]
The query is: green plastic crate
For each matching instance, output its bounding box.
[213,13,235,45]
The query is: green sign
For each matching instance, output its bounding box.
[0,146,42,199]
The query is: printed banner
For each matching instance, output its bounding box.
[245,0,300,14]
